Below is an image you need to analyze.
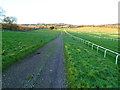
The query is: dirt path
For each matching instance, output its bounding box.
[2,32,66,88]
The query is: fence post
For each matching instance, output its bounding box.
[104,49,107,58]
[92,44,94,49]
[97,46,99,53]
[115,54,120,64]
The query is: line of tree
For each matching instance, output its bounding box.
[0,7,42,31]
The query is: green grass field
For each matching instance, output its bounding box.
[1,28,119,88]
[69,27,119,39]
[63,31,119,88]
[67,30,119,53]
[2,29,60,70]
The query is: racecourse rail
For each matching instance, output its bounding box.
[64,29,120,64]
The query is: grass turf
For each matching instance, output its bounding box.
[63,31,119,88]
[2,29,60,70]
[67,30,119,53]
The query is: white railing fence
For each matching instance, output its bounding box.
[64,29,120,64]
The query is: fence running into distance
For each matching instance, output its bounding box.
[64,29,120,64]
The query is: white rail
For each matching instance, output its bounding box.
[64,29,120,64]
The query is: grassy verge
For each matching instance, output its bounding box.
[2,29,60,70]
[63,31,119,88]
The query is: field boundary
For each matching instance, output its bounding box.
[64,29,120,64]
[72,30,120,40]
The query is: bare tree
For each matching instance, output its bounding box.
[3,16,17,24]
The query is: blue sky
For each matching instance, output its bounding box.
[0,0,119,25]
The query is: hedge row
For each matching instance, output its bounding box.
[1,23,46,31]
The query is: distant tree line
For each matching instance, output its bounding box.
[0,7,47,31]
